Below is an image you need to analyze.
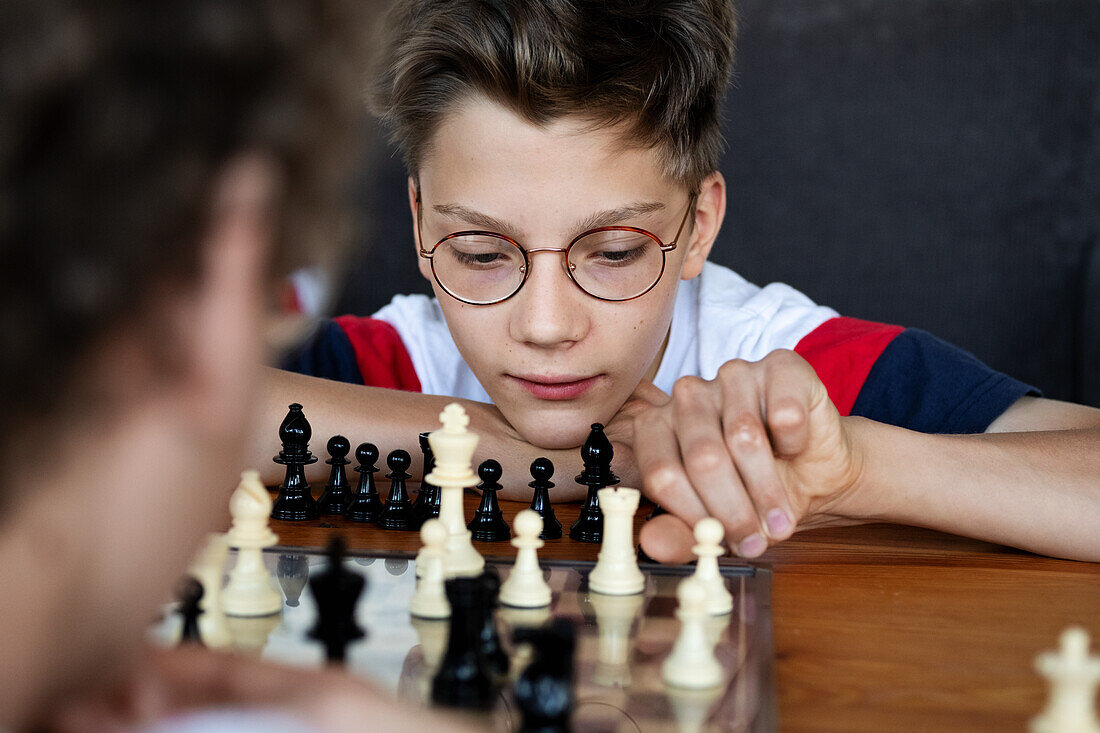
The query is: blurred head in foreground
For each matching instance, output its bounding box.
[0,0,369,726]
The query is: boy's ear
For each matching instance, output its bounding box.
[680,171,726,281]
[408,176,433,282]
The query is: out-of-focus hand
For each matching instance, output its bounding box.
[45,645,479,733]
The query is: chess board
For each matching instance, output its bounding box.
[151,548,775,732]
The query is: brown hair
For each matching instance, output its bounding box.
[0,0,374,430]
[369,0,737,188]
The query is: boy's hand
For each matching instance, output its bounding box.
[613,350,865,562]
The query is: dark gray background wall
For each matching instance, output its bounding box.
[337,0,1100,406]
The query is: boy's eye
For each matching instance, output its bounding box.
[442,236,521,268]
[572,230,654,267]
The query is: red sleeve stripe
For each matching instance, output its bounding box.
[333,315,422,392]
[793,317,904,416]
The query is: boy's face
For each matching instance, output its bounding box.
[414,99,717,448]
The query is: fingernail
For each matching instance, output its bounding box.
[738,533,767,558]
[766,509,791,537]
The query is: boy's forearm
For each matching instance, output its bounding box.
[254,368,585,500]
[840,418,1100,561]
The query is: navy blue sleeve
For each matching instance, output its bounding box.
[280,319,365,385]
[850,329,1040,434]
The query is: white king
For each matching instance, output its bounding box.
[425,403,484,577]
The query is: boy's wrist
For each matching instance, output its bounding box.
[806,416,884,527]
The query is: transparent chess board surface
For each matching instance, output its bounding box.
[151,548,775,733]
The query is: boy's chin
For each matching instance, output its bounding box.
[507,410,599,451]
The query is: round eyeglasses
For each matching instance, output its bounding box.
[416,190,697,305]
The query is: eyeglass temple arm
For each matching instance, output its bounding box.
[665,192,698,250]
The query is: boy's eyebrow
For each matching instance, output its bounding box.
[432,200,667,239]
[573,201,666,232]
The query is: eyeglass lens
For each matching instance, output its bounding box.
[431,228,665,303]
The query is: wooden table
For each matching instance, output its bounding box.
[270,489,1100,732]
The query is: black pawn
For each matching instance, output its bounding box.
[317,435,352,515]
[468,459,510,542]
[569,423,619,543]
[308,536,366,663]
[276,553,310,608]
[431,576,494,710]
[528,457,562,540]
[378,449,415,530]
[411,432,442,527]
[271,403,319,521]
[514,618,576,732]
[176,575,204,646]
[478,568,509,679]
[346,442,383,523]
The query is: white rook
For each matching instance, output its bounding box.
[588,487,644,596]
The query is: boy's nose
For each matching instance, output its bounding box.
[508,251,588,348]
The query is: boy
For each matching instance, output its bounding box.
[0,1,467,730]
[273,0,1100,563]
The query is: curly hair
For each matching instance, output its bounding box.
[0,0,375,430]
[369,0,737,188]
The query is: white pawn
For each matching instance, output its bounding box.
[410,519,451,619]
[662,577,723,690]
[426,403,484,578]
[188,533,230,648]
[1031,627,1100,733]
[588,487,645,596]
[222,470,281,617]
[500,510,552,608]
[691,518,733,615]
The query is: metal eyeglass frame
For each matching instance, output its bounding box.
[416,188,698,305]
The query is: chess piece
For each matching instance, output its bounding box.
[176,575,204,646]
[189,533,230,648]
[276,553,310,608]
[468,459,511,542]
[479,568,509,679]
[1031,627,1100,733]
[225,613,281,657]
[570,423,619,543]
[409,616,450,703]
[662,578,723,689]
[410,519,451,619]
[528,457,563,540]
[271,403,319,520]
[379,449,416,530]
[223,470,282,617]
[308,536,366,663]
[500,510,552,608]
[666,686,722,733]
[411,432,442,527]
[346,442,383,523]
[426,404,484,577]
[514,618,576,732]
[589,591,644,688]
[588,487,644,596]
[691,518,733,615]
[431,576,495,710]
[317,435,352,515]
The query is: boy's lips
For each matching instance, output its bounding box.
[507,374,601,400]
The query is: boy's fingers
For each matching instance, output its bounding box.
[638,513,696,564]
[634,406,708,525]
[762,351,817,458]
[669,377,763,546]
[717,378,795,546]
